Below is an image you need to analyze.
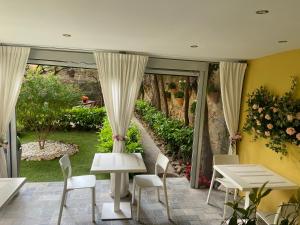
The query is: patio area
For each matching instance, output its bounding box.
[0,178,226,225]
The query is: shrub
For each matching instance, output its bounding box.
[97,117,143,154]
[174,91,184,98]
[135,100,193,161]
[168,82,177,89]
[59,107,106,130]
[17,68,81,149]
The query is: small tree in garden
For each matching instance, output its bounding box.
[17,68,81,149]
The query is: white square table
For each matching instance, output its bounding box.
[90,153,147,220]
[214,164,298,208]
[0,177,26,209]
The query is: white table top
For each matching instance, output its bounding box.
[90,153,147,173]
[0,178,26,209]
[214,164,298,191]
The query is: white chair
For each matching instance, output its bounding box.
[257,203,298,225]
[57,155,96,225]
[206,154,240,219]
[132,152,170,221]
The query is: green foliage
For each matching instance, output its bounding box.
[243,77,300,155]
[17,68,81,149]
[59,107,106,130]
[223,182,272,225]
[97,117,143,154]
[190,101,197,114]
[174,91,184,98]
[179,79,187,90]
[135,100,193,161]
[168,82,177,89]
[165,91,171,98]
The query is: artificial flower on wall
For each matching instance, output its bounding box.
[243,77,300,155]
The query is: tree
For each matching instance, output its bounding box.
[17,67,81,149]
[184,77,190,125]
[153,74,161,111]
[159,75,169,117]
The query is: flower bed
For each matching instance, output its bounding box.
[135,100,193,162]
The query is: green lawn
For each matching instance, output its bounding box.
[20,131,109,182]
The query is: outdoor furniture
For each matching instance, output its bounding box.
[257,203,298,225]
[0,177,26,210]
[132,152,171,221]
[58,155,96,225]
[214,164,298,209]
[90,153,146,220]
[206,154,240,219]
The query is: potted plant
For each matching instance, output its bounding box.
[174,91,184,106]
[165,91,171,99]
[168,82,177,94]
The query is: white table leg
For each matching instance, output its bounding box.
[114,172,121,212]
[244,191,250,209]
[101,172,132,220]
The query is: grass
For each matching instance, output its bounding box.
[20,131,109,182]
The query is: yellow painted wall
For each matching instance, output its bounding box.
[238,49,300,211]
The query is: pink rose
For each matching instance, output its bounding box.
[265,131,270,137]
[287,115,294,122]
[296,112,300,120]
[267,124,273,129]
[256,120,261,126]
[252,104,259,110]
[265,114,271,120]
[296,133,300,141]
[286,127,296,136]
[258,108,263,113]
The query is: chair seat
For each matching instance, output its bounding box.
[67,175,96,190]
[216,177,239,189]
[134,175,163,187]
[257,211,276,225]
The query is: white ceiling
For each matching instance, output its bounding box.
[0,0,300,61]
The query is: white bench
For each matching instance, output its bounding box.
[0,178,26,209]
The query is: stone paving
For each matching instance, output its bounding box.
[0,178,229,225]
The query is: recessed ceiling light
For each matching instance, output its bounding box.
[62,33,71,37]
[190,45,198,48]
[278,40,288,44]
[256,10,269,15]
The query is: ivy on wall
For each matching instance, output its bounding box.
[243,77,300,155]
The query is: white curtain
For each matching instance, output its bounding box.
[220,61,247,155]
[94,52,148,197]
[0,46,30,177]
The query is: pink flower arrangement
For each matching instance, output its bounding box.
[267,123,273,129]
[287,115,294,122]
[296,133,300,141]
[286,127,296,136]
[265,114,271,120]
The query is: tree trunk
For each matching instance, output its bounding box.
[184,77,190,125]
[159,75,169,117]
[153,75,161,111]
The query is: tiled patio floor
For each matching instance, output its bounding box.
[0,178,229,225]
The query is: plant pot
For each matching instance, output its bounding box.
[170,88,177,94]
[175,97,184,106]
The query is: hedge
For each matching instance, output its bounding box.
[58,106,106,130]
[97,117,143,154]
[135,100,193,161]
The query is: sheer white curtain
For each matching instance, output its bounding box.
[94,52,148,197]
[220,61,247,155]
[0,46,30,177]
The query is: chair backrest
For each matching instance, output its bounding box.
[213,154,239,165]
[155,152,169,175]
[59,155,72,181]
[274,203,298,224]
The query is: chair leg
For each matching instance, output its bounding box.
[157,187,160,202]
[137,187,141,222]
[64,191,68,207]
[57,190,67,225]
[163,184,170,220]
[206,169,216,204]
[132,178,136,204]
[92,187,96,222]
[223,188,229,219]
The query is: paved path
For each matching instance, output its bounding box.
[132,117,176,175]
